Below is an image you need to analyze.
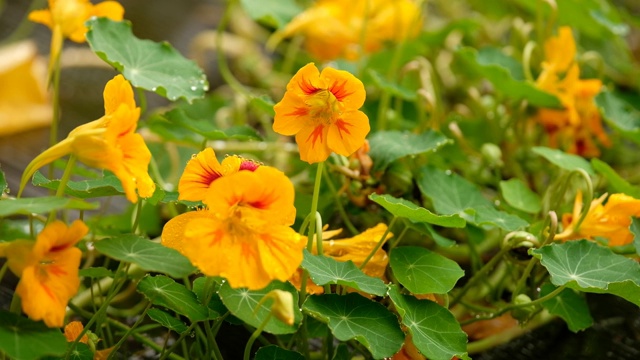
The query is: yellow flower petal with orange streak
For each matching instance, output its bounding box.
[11,220,88,327]
[102,71,136,116]
[204,166,297,226]
[542,26,576,73]
[178,148,246,202]
[64,321,89,343]
[274,63,369,164]
[161,210,211,254]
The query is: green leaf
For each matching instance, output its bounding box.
[93,235,195,278]
[630,218,640,256]
[255,345,305,360]
[66,343,93,360]
[591,159,640,198]
[417,167,527,231]
[147,308,188,334]
[301,250,387,296]
[137,275,209,322]
[0,311,67,360]
[240,0,302,29]
[531,240,640,306]
[407,222,456,247]
[303,293,404,359]
[596,91,640,145]
[540,283,593,332]
[86,18,208,102]
[368,70,417,101]
[218,281,301,335]
[390,246,464,294]
[532,147,595,175]
[455,47,561,108]
[78,267,114,278]
[0,166,7,194]
[499,179,542,214]
[369,193,466,228]
[388,285,469,360]
[368,130,452,172]
[0,197,98,217]
[33,171,124,198]
[192,277,226,319]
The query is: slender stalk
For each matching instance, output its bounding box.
[131,199,144,234]
[107,302,152,358]
[216,0,252,99]
[359,216,396,270]
[47,155,77,223]
[243,314,273,360]
[322,168,358,235]
[159,322,198,360]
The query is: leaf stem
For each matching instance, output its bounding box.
[243,313,272,360]
[47,155,77,223]
[359,216,396,270]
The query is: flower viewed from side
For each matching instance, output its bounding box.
[29,0,124,43]
[0,220,88,327]
[19,75,155,203]
[274,63,370,163]
[534,26,610,157]
[278,0,422,61]
[555,191,640,246]
[178,147,260,202]
[162,166,305,290]
[289,223,392,294]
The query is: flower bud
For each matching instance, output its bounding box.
[257,290,295,326]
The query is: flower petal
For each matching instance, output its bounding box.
[295,124,331,163]
[326,110,370,157]
[161,210,212,254]
[320,67,366,109]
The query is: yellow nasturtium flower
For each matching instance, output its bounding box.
[177,148,260,202]
[274,63,370,164]
[162,166,305,290]
[289,223,392,294]
[555,191,640,246]
[534,26,610,157]
[19,75,155,203]
[279,0,422,61]
[0,220,88,327]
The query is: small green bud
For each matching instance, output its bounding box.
[480,143,503,168]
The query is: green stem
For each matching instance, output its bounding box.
[322,169,358,235]
[47,155,77,223]
[450,245,511,307]
[0,262,8,286]
[243,313,273,360]
[160,322,198,360]
[359,216,396,270]
[216,0,252,99]
[131,199,143,234]
[108,302,152,358]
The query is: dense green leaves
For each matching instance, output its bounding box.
[532,240,640,306]
[540,284,593,332]
[301,250,387,296]
[33,171,124,198]
[137,275,209,321]
[596,91,640,145]
[532,147,595,175]
[0,197,97,217]
[369,193,465,228]
[93,235,195,278]
[303,293,404,359]
[500,178,542,214]
[0,311,67,360]
[191,277,227,319]
[368,130,451,172]
[390,246,464,294]
[388,286,469,360]
[86,18,208,102]
[417,166,527,231]
[455,47,561,107]
[218,281,301,334]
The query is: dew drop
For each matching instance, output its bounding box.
[190,86,197,91]
[445,170,452,175]
[151,87,157,92]
[203,85,209,91]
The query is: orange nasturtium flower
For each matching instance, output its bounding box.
[274,63,370,164]
[534,26,610,157]
[0,220,88,327]
[278,0,422,61]
[162,166,305,290]
[178,147,260,202]
[555,191,640,246]
[19,74,155,203]
[29,0,123,71]
[289,223,392,294]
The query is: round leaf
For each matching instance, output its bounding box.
[218,281,301,335]
[93,235,195,278]
[390,246,464,294]
[368,130,452,172]
[532,147,595,175]
[539,283,593,333]
[137,275,209,322]
[302,293,404,359]
[0,197,97,217]
[0,311,67,360]
[388,285,469,360]
[499,178,542,214]
[147,308,188,334]
[86,18,208,102]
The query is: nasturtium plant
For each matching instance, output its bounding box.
[1,0,639,359]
